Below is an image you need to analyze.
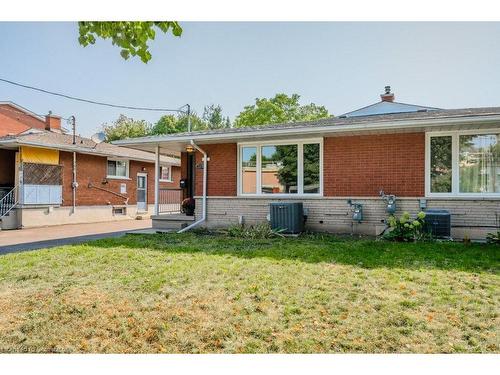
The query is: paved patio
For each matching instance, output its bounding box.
[0,219,152,255]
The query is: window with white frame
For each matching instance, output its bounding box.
[107,159,129,178]
[427,131,500,196]
[160,165,173,182]
[239,140,322,195]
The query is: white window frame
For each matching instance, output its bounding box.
[237,138,323,197]
[106,158,130,180]
[425,128,500,198]
[159,165,173,182]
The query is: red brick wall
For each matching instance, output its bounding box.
[0,149,16,186]
[0,104,46,136]
[190,135,425,198]
[323,133,425,197]
[59,151,180,206]
[195,143,237,196]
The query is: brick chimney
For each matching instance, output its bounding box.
[380,85,395,102]
[45,111,61,132]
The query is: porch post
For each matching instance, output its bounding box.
[154,144,160,216]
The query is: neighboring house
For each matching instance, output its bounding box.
[0,102,64,137]
[0,102,181,230]
[115,87,500,240]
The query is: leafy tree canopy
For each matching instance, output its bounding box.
[101,115,152,141]
[203,104,231,129]
[151,105,231,135]
[150,114,187,135]
[151,112,206,135]
[78,22,182,63]
[234,93,330,128]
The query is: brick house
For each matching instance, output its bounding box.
[116,87,500,240]
[0,102,181,229]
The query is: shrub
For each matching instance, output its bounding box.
[486,231,500,244]
[225,223,285,239]
[383,211,428,242]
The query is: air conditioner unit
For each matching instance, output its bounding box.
[269,202,304,234]
[424,209,451,238]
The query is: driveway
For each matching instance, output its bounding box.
[0,219,152,255]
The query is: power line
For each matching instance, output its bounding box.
[0,77,188,113]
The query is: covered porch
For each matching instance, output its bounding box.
[147,140,206,232]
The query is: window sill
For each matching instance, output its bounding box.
[159,179,173,183]
[106,176,131,181]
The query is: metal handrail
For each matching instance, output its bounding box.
[0,185,18,218]
[158,188,182,214]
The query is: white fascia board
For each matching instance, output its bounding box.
[112,115,500,147]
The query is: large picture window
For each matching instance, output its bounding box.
[427,131,500,196]
[239,140,322,196]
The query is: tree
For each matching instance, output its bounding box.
[150,114,185,135]
[176,112,207,132]
[78,22,182,63]
[151,104,231,135]
[151,112,207,135]
[202,104,231,129]
[234,93,329,128]
[101,115,152,141]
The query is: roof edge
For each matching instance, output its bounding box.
[0,138,180,166]
[113,113,500,146]
[0,101,46,122]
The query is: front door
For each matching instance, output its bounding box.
[137,173,147,212]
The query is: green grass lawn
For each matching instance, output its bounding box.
[0,233,498,353]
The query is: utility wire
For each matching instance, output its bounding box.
[0,77,187,113]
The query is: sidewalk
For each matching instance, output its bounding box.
[0,219,152,255]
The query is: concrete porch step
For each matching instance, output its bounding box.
[151,214,195,230]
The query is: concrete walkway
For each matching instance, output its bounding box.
[0,219,152,255]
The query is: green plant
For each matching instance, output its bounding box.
[383,211,428,242]
[486,231,500,244]
[78,22,182,63]
[225,223,285,239]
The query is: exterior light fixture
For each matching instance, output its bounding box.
[185,144,195,153]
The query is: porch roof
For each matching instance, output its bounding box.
[112,106,500,153]
[0,130,180,166]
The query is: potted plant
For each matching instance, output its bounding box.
[181,197,195,216]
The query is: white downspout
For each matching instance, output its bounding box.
[178,140,207,233]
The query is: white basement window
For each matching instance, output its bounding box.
[238,139,323,196]
[426,130,500,197]
[160,165,173,182]
[107,159,129,179]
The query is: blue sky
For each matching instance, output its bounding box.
[0,22,499,136]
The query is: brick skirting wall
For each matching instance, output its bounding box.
[194,197,499,240]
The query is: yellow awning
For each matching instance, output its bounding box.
[21,146,59,165]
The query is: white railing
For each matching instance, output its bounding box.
[158,188,182,214]
[0,185,17,218]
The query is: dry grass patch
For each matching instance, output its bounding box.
[0,233,498,353]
